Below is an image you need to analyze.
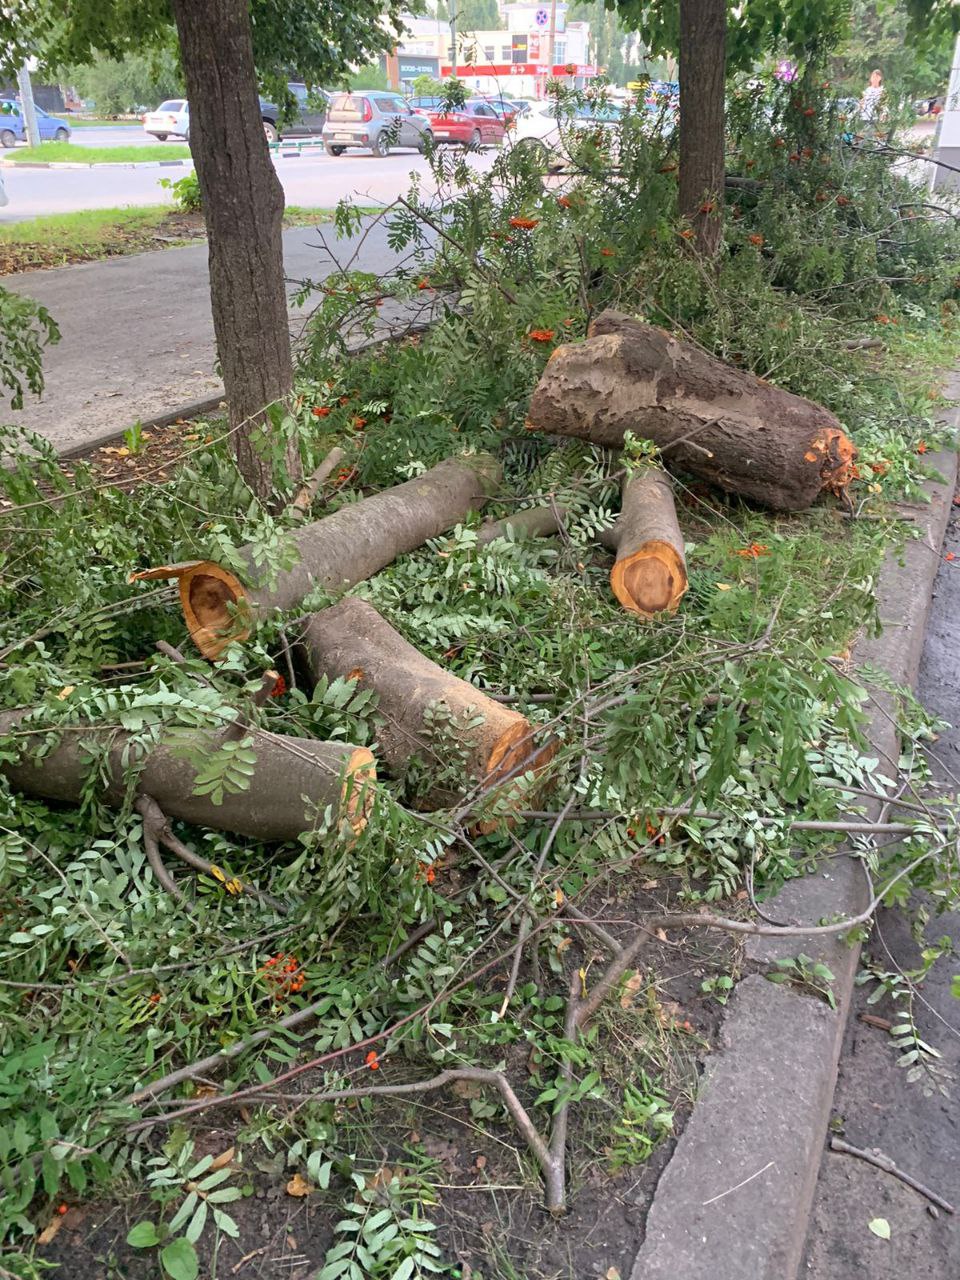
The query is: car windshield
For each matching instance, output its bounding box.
[575,104,622,121]
[329,95,366,120]
[157,101,185,112]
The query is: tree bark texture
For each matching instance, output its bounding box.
[134,454,502,659]
[608,469,688,617]
[525,311,857,512]
[301,598,557,808]
[169,0,299,500]
[679,0,726,255]
[0,710,375,842]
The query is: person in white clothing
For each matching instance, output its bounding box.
[861,68,884,121]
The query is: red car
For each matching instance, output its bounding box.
[419,100,508,147]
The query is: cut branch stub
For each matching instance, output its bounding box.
[476,504,568,546]
[132,453,502,660]
[608,468,687,617]
[525,310,857,512]
[301,598,557,809]
[0,709,375,842]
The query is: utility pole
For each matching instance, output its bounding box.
[548,0,558,75]
[17,64,40,149]
[450,0,458,76]
[930,30,960,193]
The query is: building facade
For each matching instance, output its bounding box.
[390,4,597,98]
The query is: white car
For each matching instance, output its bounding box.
[143,99,190,142]
[509,99,624,163]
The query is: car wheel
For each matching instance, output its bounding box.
[325,144,345,157]
[263,120,278,144]
[469,128,482,149]
[154,133,168,142]
[417,132,431,154]
[0,130,15,149]
[373,133,389,158]
[55,127,69,142]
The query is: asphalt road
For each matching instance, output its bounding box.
[5,215,436,454]
[803,413,960,1277]
[0,147,498,221]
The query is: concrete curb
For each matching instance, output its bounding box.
[0,158,192,170]
[630,441,959,1280]
[56,393,227,462]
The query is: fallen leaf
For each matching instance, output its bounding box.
[408,1131,421,1144]
[56,686,76,700]
[620,971,644,1009]
[286,1173,313,1198]
[286,1235,297,1250]
[716,582,732,591]
[475,1155,487,1170]
[868,1217,891,1240]
[210,1146,235,1171]
[452,1078,483,1099]
[642,879,658,889]
[606,1269,622,1280]
[554,888,565,907]
[654,927,668,942]
[37,1215,64,1246]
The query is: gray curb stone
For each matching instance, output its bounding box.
[630,436,958,1280]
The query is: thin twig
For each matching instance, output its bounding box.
[829,1137,955,1213]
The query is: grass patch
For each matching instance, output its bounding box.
[53,116,142,128]
[7,141,191,164]
[0,205,360,273]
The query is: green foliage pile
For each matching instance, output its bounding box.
[1,78,959,1275]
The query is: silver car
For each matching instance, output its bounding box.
[322,91,432,158]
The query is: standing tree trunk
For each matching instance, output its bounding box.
[679,0,726,256]
[169,0,300,501]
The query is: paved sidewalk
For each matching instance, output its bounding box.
[3,215,420,454]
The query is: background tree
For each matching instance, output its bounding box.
[436,0,505,30]
[0,0,406,501]
[64,48,182,115]
[829,0,953,99]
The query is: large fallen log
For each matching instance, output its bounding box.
[301,598,557,808]
[525,310,857,512]
[0,709,375,841]
[604,468,687,617]
[133,453,501,660]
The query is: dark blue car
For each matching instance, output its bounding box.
[0,100,72,148]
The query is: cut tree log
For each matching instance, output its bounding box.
[132,453,501,660]
[476,504,568,546]
[0,709,375,842]
[301,598,558,809]
[525,310,857,512]
[605,468,687,616]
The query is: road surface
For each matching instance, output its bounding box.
[5,215,436,454]
[0,147,497,221]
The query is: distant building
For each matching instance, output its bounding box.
[390,4,597,97]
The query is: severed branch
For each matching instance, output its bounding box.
[138,796,193,911]
[289,446,346,520]
[136,794,288,916]
[829,1137,955,1214]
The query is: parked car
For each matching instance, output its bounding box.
[143,99,190,141]
[477,96,519,124]
[510,99,623,161]
[260,83,330,142]
[322,91,432,157]
[407,95,447,112]
[143,83,328,145]
[0,100,71,148]
[418,99,507,147]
